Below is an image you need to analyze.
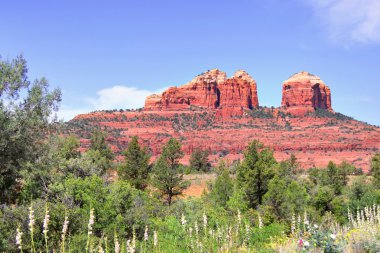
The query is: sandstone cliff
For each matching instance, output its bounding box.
[144,69,259,116]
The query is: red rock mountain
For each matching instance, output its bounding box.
[144,69,259,117]
[68,69,380,171]
[282,72,332,116]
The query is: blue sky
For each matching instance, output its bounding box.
[1,0,379,125]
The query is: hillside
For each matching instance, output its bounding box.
[67,69,380,170]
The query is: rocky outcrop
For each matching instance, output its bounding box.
[144,94,163,110]
[281,71,332,116]
[144,69,259,116]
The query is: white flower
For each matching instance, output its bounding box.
[43,206,50,235]
[181,213,187,226]
[203,211,208,229]
[28,205,35,233]
[314,224,318,229]
[88,208,95,236]
[61,215,69,239]
[16,227,23,249]
[114,235,120,253]
[237,209,242,225]
[144,225,149,241]
[330,233,336,240]
[153,230,158,247]
[304,241,310,247]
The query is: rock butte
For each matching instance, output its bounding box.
[144,69,259,117]
[70,69,380,171]
[282,71,332,116]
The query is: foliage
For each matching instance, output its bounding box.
[237,140,277,208]
[371,153,380,188]
[0,55,61,204]
[151,138,189,206]
[118,136,151,190]
[189,148,211,172]
[208,160,233,208]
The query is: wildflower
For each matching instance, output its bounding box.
[237,209,242,225]
[153,230,158,247]
[114,234,120,253]
[258,214,263,229]
[61,215,69,239]
[203,211,208,230]
[144,225,149,241]
[29,204,35,252]
[28,205,35,233]
[314,224,318,229]
[16,227,23,250]
[43,205,50,235]
[298,239,303,247]
[304,241,310,247]
[181,213,187,226]
[195,222,199,237]
[88,208,95,236]
[330,233,336,240]
[291,213,296,234]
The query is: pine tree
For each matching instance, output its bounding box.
[237,140,277,208]
[118,136,150,190]
[151,138,188,205]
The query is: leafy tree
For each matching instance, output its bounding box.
[371,153,380,188]
[189,148,211,172]
[312,186,334,215]
[209,160,233,208]
[263,176,309,221]
[237,140,277,208]
[0,55,61,203]
[118,136,150,190]
[57,135,81,160]
[151,138,189,205]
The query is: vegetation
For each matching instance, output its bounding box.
[189,148,211,172]
[1,55,380,252]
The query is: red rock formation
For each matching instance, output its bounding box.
[282,72,332,116]
[144,69,259,116]
[144,94,162,110]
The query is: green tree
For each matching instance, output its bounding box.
[189,148,211,172]
[118,136,150,190]
[0,55,61,203]
[237,140,277,208]
[312,186,334,215]
[371,153,380,188]
[151,138,188,205]
[57,135,81,160]
[89,129,114,161]
[209,160,233,208]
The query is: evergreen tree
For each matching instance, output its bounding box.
[89,129,114,163]
[118,136,150,190]
[189,148,211,172]
[151,138,188,205]
[209,160,233,208]
[371,153,380,188]
[237,140,277,208]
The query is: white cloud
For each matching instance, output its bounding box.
[305,0,380,44]
[56,85,166,121]
[87,85,153,110]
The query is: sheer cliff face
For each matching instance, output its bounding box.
[144,69,259,115]
[281,72,332,116]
